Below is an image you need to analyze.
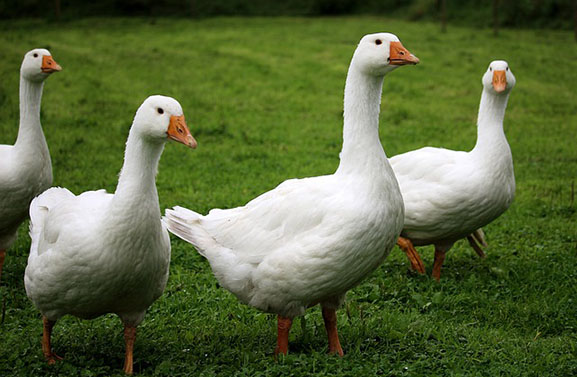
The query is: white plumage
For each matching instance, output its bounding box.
[391,60,516,280]
[0,48,60,280]
[165,32,419,355]
[167,174,397,316]
[26,187,170,323]
[24,95,196,374]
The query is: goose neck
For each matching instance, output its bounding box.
[473,89,510,154]
[336,67,387,175]
[15,76,45,146]
[113,129,164,211]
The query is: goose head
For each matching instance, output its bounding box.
[133,95,197,149]
[483,60,515,94]
[21,48,62,83]
[352,33,419,76]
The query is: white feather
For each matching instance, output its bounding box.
[24,96,187,327]
[391,60,516,251]
[165,33,411,318]
[0,49,56,251]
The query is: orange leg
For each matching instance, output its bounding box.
[467,235,486,258]
[42,316,63,364]
[321,306,344,357]
[397,237,426,274]
[274,315,293,357]
[432,247,446,282]
[0,249,5,281]
[123,324,137,375]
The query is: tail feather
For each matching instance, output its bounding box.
[163,206,212,258]
[29,187,73,226]
[29,187,74,258]
[163,206,255,303]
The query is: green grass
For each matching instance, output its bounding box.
[1,16,576,376]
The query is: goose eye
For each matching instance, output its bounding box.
[506,67,509,71]
[375,39,382,45]
[157,108,164,115]
[490,67,493,71]
[33,53,38,58]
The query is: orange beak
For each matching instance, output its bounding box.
[167,115,197,149]
[41,55,62,73]
[389,41,420,65]
[492,70,507,93]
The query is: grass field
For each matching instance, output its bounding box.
[0,16,576,376]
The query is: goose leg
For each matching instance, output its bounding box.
[432,247,446,282]
[467,235,486,258]
[274,315,293,357]
[321,306,344,356]
[123,324,137,375]
[42,316,62,364]
[397,237,426,274]
[472,228,488,247]
[0,249,5,281]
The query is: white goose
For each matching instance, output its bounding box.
[24,95,197,374]
[0,48,61,280]
[392,60,516,281]
[165,33,419,356]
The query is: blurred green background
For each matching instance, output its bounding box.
[1,0,576,30]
